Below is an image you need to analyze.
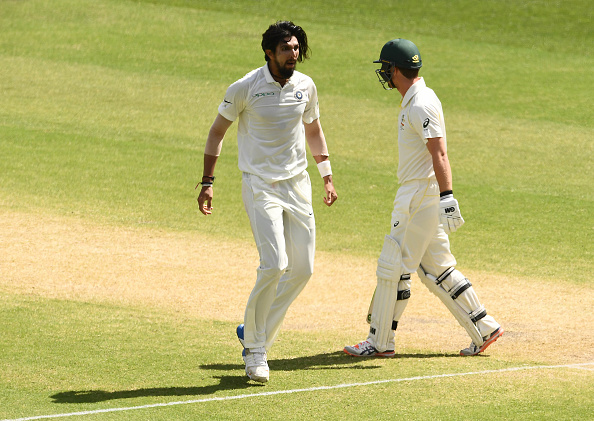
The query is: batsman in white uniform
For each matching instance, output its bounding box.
[197,21,337,383]
[344,38,502,358]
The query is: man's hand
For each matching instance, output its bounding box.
[197,185,214,215]
[439,194,464,234]
[323,176,337,206]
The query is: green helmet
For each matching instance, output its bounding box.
[374,38,422,69]
[373,38,422,90]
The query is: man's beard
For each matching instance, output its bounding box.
[276,59,295,79]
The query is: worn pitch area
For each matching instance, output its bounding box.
[1,210,592,364]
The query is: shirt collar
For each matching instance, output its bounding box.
[263,63,276,84]
[401,77,426,107]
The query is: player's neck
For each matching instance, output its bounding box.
[397,77,421,97]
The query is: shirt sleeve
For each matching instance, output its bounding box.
[302,79,320,124]
[410,96,444,143]
[217,79,247,122]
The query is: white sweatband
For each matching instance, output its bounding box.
[317,160,332,178]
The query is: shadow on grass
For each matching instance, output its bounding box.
[50,350,457,404]
[200,350,459,372]
[50,375,257,404]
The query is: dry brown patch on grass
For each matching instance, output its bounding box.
[1,209,592,364]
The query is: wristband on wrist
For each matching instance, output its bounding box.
[317,160,332,178]
[196,175,215,189]
[440,190,453,197]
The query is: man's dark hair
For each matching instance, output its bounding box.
[261,21,309,62]
[397,67,419,80]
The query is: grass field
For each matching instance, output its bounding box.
[1,0,593,419]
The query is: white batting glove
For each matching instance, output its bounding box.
[439,193,465,234]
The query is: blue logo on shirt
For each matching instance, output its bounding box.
[295,91,303,100]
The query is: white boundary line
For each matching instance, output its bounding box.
[3,362,593,421]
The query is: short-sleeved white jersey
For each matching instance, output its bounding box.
[396,78,446,184]
[218,64,320,183]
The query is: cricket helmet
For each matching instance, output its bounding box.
[374,38,422,89]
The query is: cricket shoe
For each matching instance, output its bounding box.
[237,324,269,382]
[243,347,269,383]
[236,323,246,349]
[460,327,504,356]
[343,340,395,357]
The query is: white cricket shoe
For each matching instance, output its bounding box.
[343,340,395,357]
[237,324,269,382]
[460,327,504,356]
[243,347,269,383]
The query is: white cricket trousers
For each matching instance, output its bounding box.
[390,178,455,275]
[390,178,499,338]
[241,171,315,350]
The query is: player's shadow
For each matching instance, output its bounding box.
[50,350,457,404]
[50,375,256,404]
[199,349,458,373]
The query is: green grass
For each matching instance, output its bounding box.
[0,0,593,419]
[1,0,592,282]
[1,293,592,420]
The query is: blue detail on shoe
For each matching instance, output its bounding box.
[237,324,247,359]
[237,323,246,359]
[236,323,245,341]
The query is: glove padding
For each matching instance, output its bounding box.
[439,194,465,234]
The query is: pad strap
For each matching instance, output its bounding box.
[397,289,411,300]
[450,279,472,300]
[470,306,487,323]
[436,267,455,285]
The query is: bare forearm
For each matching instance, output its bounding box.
[432,153,452,193]
[426,137,452,193]
[304,119,329,158]
[197,114,232,215]
[202,154,218,178]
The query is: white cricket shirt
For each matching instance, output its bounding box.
[218,64,320,183]
[396,77,447,184]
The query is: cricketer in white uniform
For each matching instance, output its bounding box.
[344,38,503,357]
[197,21,337,383]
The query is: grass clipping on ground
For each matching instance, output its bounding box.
[1,210,592,364]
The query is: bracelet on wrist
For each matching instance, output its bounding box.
[195,176,215,190]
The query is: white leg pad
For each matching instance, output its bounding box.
[368,236,402,352]
[392,274,411,324]
[418,266,485,346]
[376,235,403,282]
